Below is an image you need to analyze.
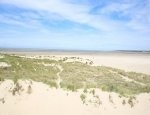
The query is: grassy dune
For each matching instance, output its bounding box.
[0,54,150,96]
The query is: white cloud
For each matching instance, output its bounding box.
[98,0,150,32]
[0,0,149,33]
[0,0,125,31]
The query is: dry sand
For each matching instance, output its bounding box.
[0,80,150,115]
[0,62,11,68]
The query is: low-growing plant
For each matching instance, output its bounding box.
[0,98,5,104]
[27,85,32,94]
[80,94,86,104]
[94,95,102,105]
[90,89,95,95]
[67,84,76,91]
[109,94,113,103]
[83,88,88,93]
[0,77,4,81]
[93,89,95,95]
[122,99,126,105]
[128,97,134,107]
[12,82,22,96]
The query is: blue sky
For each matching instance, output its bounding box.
[0,0,150,50]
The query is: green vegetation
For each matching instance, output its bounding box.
[83,88,88,93]
[60,61,150,95]
[122,99,126,105]
[0,98,5,104]
[80,94,86,104]
[0,54,59,88]
[128,96,136,107]
[109,94,113,103]
[12,82,22,95]
[0,54,150,96]
[90,89,95,95]
[27,85,32,94]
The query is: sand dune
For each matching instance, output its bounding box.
[3,51,150,74]
[1,52,150,115]
[0,80,150,115]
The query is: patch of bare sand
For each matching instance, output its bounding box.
[0,62,11,68]
[0,80,150,115]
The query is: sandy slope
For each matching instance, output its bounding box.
[0,80,150,115]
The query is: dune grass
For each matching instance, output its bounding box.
[60,62,150,95]
[0,54,150,96]
[0,54,59,87]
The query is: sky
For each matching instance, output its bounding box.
[0,0,150,50]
